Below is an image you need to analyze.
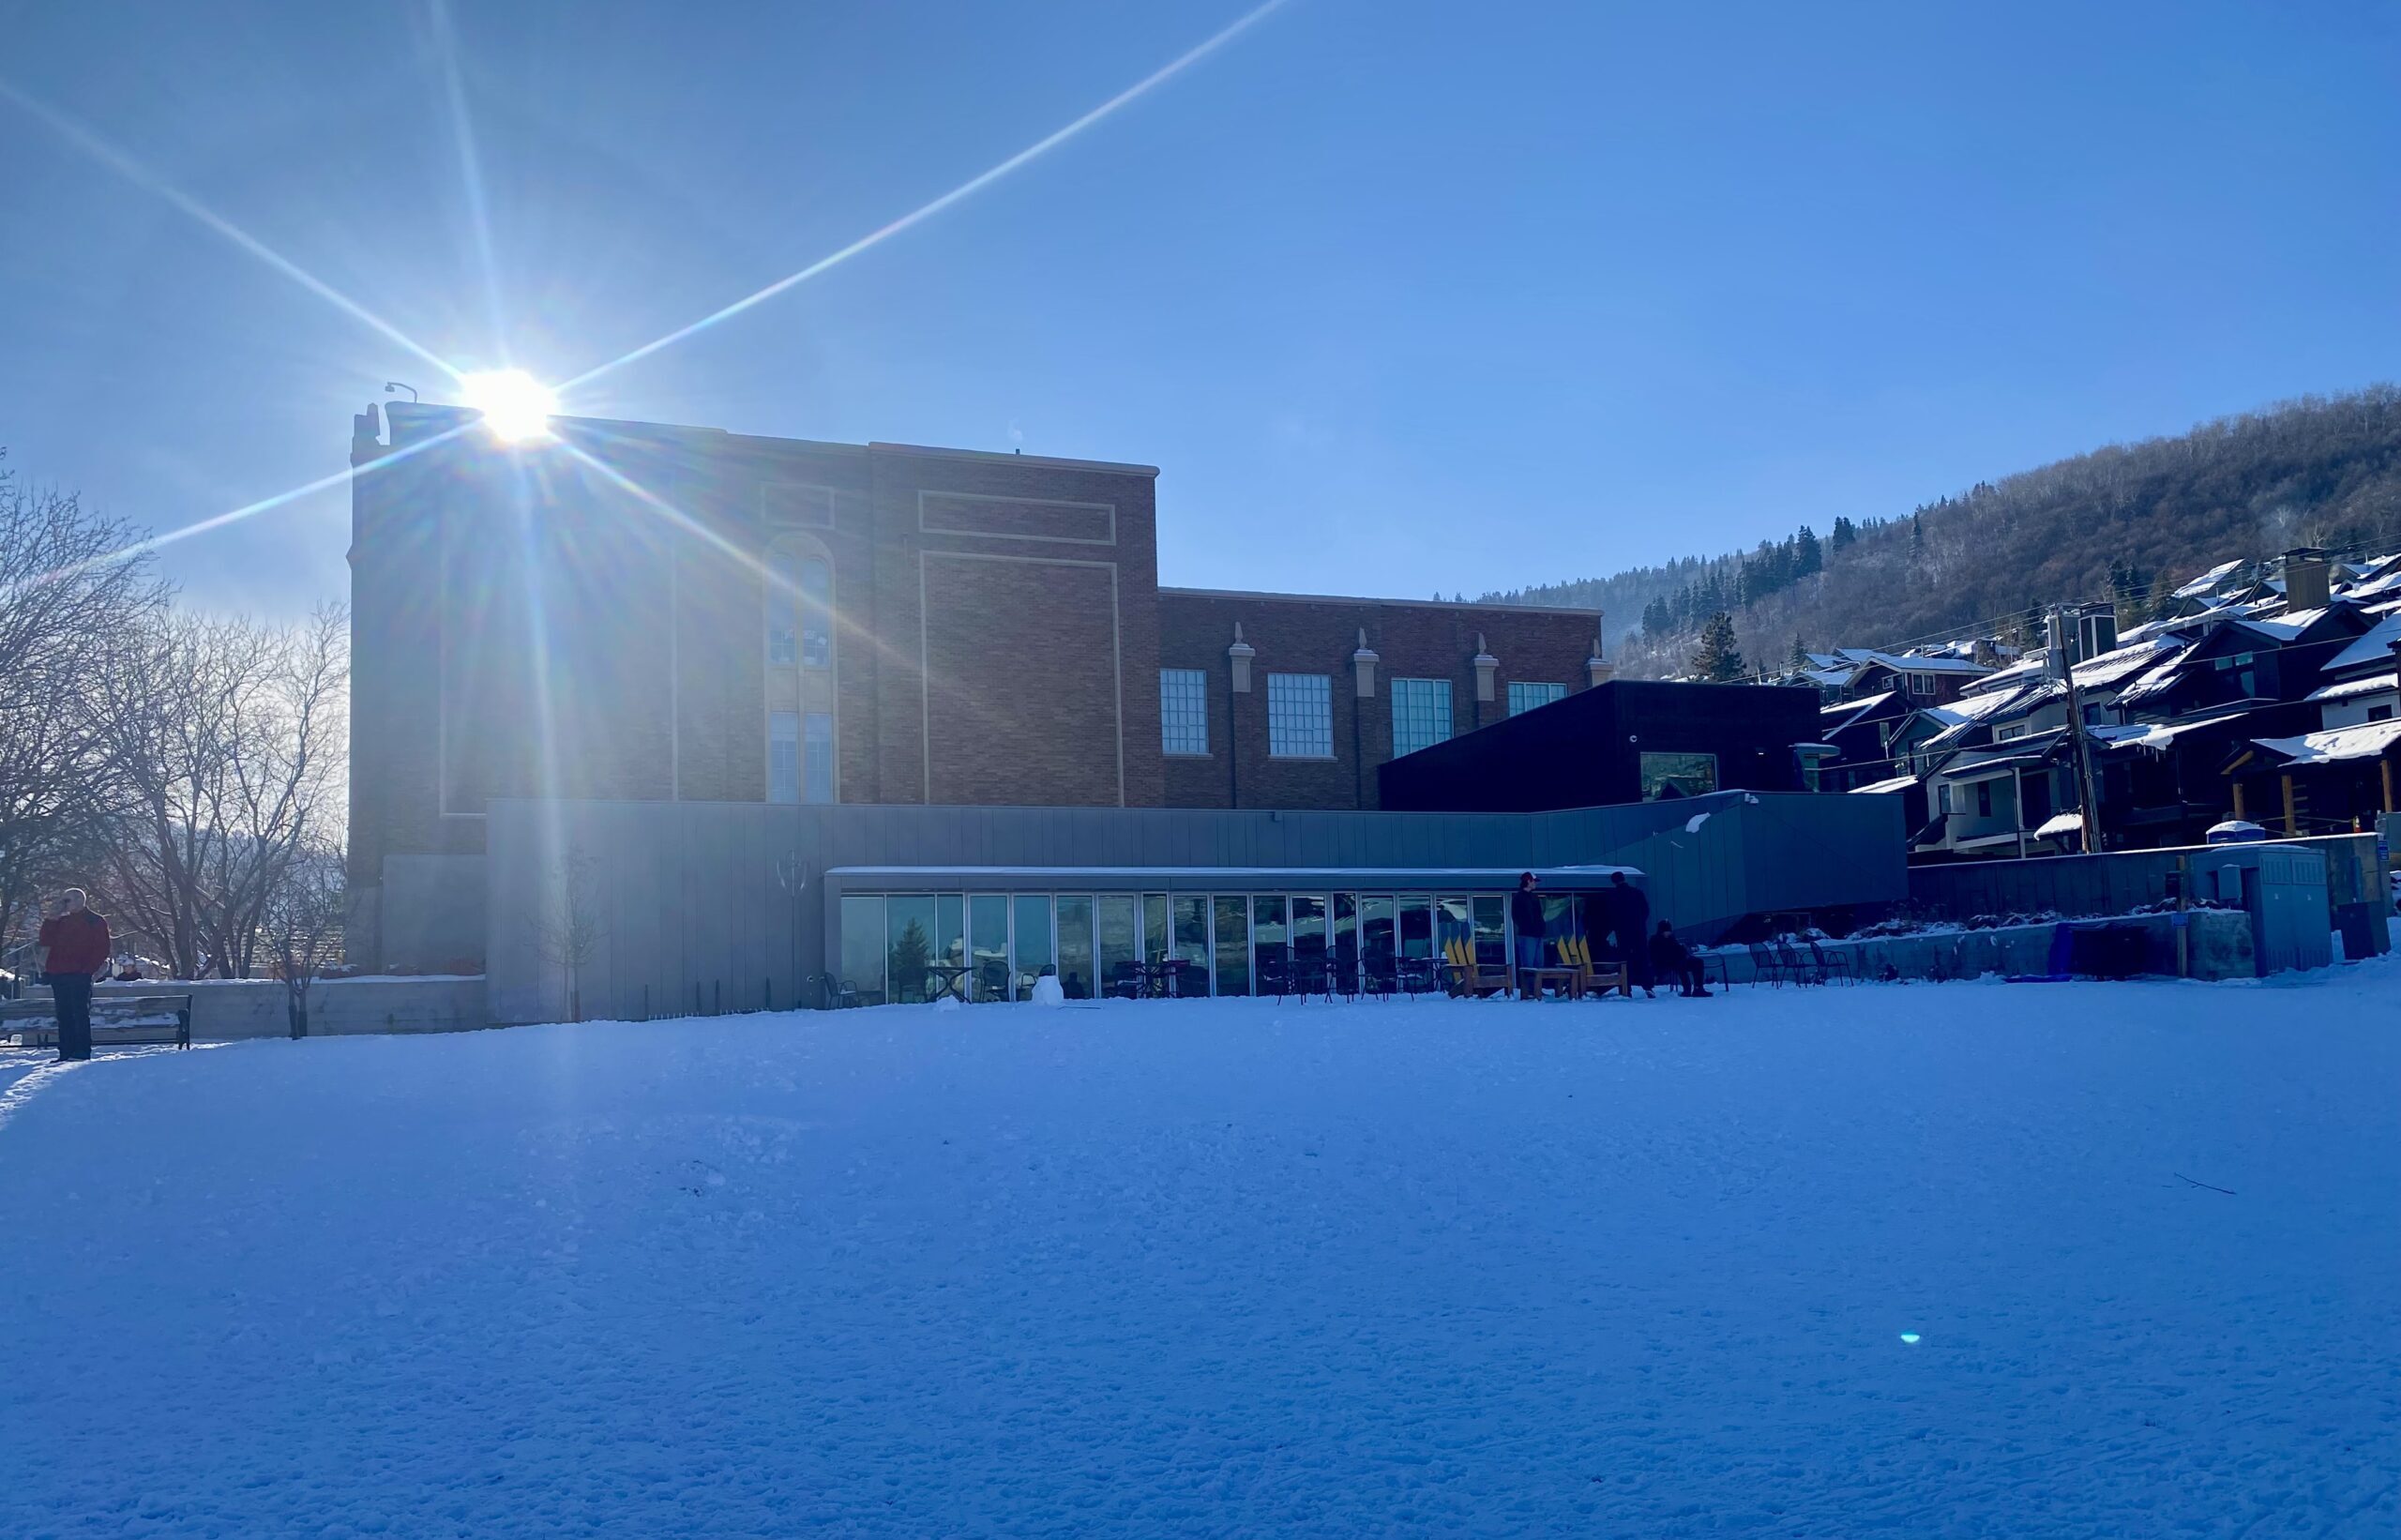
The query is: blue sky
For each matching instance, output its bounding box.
[5,0,2398,618]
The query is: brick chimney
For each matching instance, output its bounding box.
[2283,547,2332,611]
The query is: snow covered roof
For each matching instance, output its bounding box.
[2236,607,2332,642]
[2172,559,2245,598]
[1850,774,1919,795]
[1833,649,1990,675]
[2106,707,2268,753]
[2248,719,2401,766]
[2305,672,2399,704]
[1820,690,1898,732]
[2320,611,2401,674]
[2033,812,2086,838]
[2075,636,2182,690]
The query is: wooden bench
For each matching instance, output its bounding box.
[2,992,194,1049]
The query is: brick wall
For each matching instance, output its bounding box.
[1156,590,1602,809]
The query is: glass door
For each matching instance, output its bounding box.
[1012,894,1053,1001]
[970,895,1010,1002]
[1097,895,1139,998]
[1251,895,1290,995]
[1213,895,1250,997]
[1057,896,1095,1000]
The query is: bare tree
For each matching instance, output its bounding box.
[0,452,167,968]
[264,841,346,1037]
[88,606,348,978]
[533,850,605,1022]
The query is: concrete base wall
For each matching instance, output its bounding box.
[64,977,491,1041]
[1705,910,2259,985]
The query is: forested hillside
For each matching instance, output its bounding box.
[1490,387,2401,677]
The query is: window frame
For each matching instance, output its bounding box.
[1159,668,1210,757]
[1506,680,1567,717]
[1391,676,1454,758]
[1266,672,1336,760]
[767,709,801,805]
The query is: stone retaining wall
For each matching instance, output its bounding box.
[1702,910,2259,986]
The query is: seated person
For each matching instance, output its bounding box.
[1649,921,1710,998]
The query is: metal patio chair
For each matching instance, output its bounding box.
[1807,939,1858,985]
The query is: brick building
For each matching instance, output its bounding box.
[346,402,1604,970]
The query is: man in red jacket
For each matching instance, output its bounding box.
[37,888,112,1063]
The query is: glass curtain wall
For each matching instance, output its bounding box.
[1332,895,1357,989]
[1173,897,1211,984]
[1361,896,1397,984]
[1292,896,1327,985]
[1398,898,1433,966]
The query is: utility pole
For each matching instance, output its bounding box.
[2051,606,2104,853]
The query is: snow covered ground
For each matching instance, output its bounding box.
[5,970,2399,1537]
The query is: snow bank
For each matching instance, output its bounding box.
[6,971,2401,1535]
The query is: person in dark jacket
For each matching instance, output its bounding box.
[1606,872,1654,997]
[1509,872,1547,998]
[1650,920,1710,998]
[37,888,113,1063]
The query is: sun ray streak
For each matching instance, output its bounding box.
[556,0,1291,395]
[554,437,915,678]
[10,422,473,597]
[0,78,463,382]
[428,0,511,361]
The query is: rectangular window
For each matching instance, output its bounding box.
[1994,721,2031,742]
[1976,780,1994,819]
[1906,672,1937,696]
[1507,681,1566,717]
[1267,672,1334,759]
[2372,704,2395,723]
[1472,895,1506,968]
[1392,677,1453,757]
[1144,893,1170,966]
[768,711,800,805]
[1639,750,1718,801]
[1160,668,1209,756]
[802,712,834,804]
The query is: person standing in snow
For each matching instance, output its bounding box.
[1510,871,1547,998]
[1649,921,1710,998]
[1605,872,1654,998]
[37,888,112,1063]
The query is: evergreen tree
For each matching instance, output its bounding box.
[1795,524,1823,576]
[1690,611,1745,682]
[1910,510,1925,562]
[1829,515,1857,551]
[1641,595,1671,640]
[1787,634,1809,672]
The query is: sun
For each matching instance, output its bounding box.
[459,368,558,444]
